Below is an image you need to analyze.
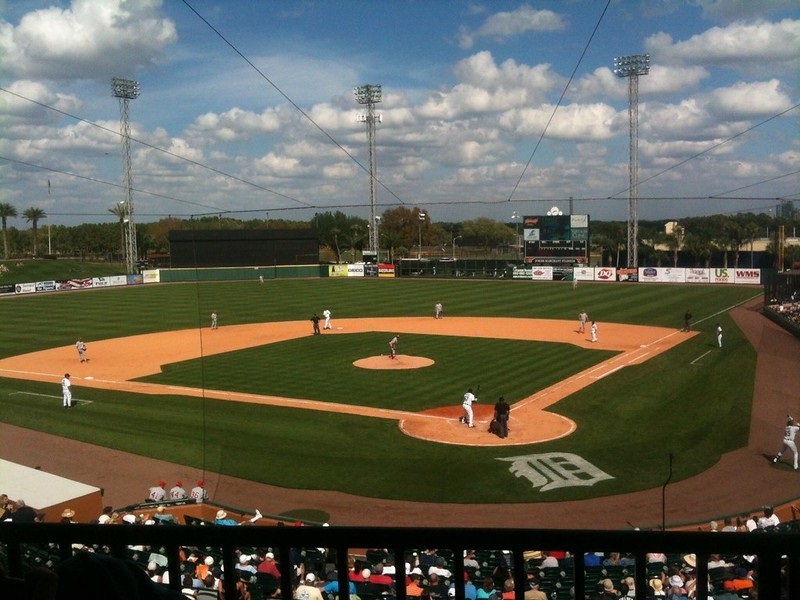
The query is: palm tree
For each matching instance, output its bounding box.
[22,207,47,257]
[0,202,18,259]
[109,203,127,261]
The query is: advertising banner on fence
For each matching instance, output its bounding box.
[594,267,616,282]
[14,282,36,295]
[616,268,638,282]
[35,280,58,292]
[378,263,396,278]
[512,267,532,279]
[127,274,143,285]
[92,275,127,288]
[638,267,659,282]
[58,278,93,290]
[347,264,365,277]
[734,269,761,284]
[0,283,15,296]
[573,266,594,281]
[685,268,710,284]
[660,268,686,283]
[328,264,349,278]
[711,268,734,284]
[530,266,553,280]
[141,270,161,284]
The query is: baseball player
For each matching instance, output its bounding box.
[76,338,88,362]
[389,334,399,359]
[435,302,443,319]
[190,480,208,502]
[148,481,167,502]
[716,323,723,347]
[211,311,218,330]
[323,309,332,330]
[773,416,799,470]
[591,320,598,343]
[169,481,187,500]
[461,388,477,428]
[62,373,72,408]
[578,310,588,333]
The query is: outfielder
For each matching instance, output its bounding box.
[461,388,477,428]
[62,373,72,408]
[773,416,799,470]
[389,334,399,359]
[211,311,218,330]
[76,338,88,362]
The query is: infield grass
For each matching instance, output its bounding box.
[0,278,759,507]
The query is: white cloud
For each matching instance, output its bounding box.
[500,103,618,141]
[0,80,84,122]
[646,19,800,69]
[0,0,177,82]
[694,0,797,21]
[458,4,566,49]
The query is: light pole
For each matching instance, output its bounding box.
[374,215,381,263]
[111,77,140,274]
[452,235,462,260]
[613,53,649,269]
[355,84,382,253]
[418,212,426,261]
[511,211,521,260]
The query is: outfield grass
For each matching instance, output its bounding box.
[0,278,759,504]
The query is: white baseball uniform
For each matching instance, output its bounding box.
[462,390,477,427]
[775,421,799,469]
[61,376,72,408]
[323,309,332,329]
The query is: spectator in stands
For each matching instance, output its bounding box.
[745,514,758,531]
[406,567,425,598]
[214,509,262,526]
[723,566,754,595]
[477,576,496,600]
[584,552,602,567]
[429,556,452,578]
[0,494,10,520]
[59,508,77,524]
[646,552,667,564]
[649,578,666,597]
[295,572,324,600]
[539,552,559,568]
[258,551,281,579]
[190,480,208,502]
[196,574,219,599]
[620,576,636,598]
[154,506,177,524]
[757,506,780,529]
[324,570,357,598]
[371,562,394,586]
[96,505,113,524]
[181,573,197,598]
[237,554,258,577]
[598,578,619,598]
[170,481,187,500]
[427,572,448,599]
[464,550,480,571]
[147,481,167,502]
[707,554,732,569]
[9,499,40,522]
[462,574,478,600]
[500,577,515,600]
[721,516,737,532]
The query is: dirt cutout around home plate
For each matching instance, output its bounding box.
[0,317,692,447]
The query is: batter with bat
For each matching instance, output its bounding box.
[461,387,478,428]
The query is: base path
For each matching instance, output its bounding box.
[0,317,689,446]
[0,301,798,527]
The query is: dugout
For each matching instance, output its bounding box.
[168,229,318,268]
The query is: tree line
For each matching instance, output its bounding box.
[0,201,797,268]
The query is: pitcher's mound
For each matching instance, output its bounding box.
[354,355,434,370]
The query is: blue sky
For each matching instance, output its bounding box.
[0,0,798,227]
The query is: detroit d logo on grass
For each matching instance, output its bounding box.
[498,452,613,491]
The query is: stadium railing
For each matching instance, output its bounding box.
[0,523,798,600]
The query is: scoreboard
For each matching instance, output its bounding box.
[523,214,589,264]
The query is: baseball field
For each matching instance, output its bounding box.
[0,277,773,516]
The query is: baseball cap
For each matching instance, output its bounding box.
[305,573,316,583]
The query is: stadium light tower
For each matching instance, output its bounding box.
[511,211,521,259]
[355,84,382,254]
[613,53,649,269]
[111,77,140,274]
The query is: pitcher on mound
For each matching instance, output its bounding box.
[389,334,399,359]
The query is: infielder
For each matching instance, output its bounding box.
[323,309,332,330]
[211,311,218,330]
[62,373,72,408]
[773,416,799,470]
[591,320,598,343]
[435,302,443,319]
[76,338,88,362]
[461,388,477,428]
[389,334,399,359]
[578,310,588,333]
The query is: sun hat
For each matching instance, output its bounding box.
[61,509,75,518]
[215,510,227,520]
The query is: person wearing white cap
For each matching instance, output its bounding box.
[236,553,257,576]
[294,572,324,600]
